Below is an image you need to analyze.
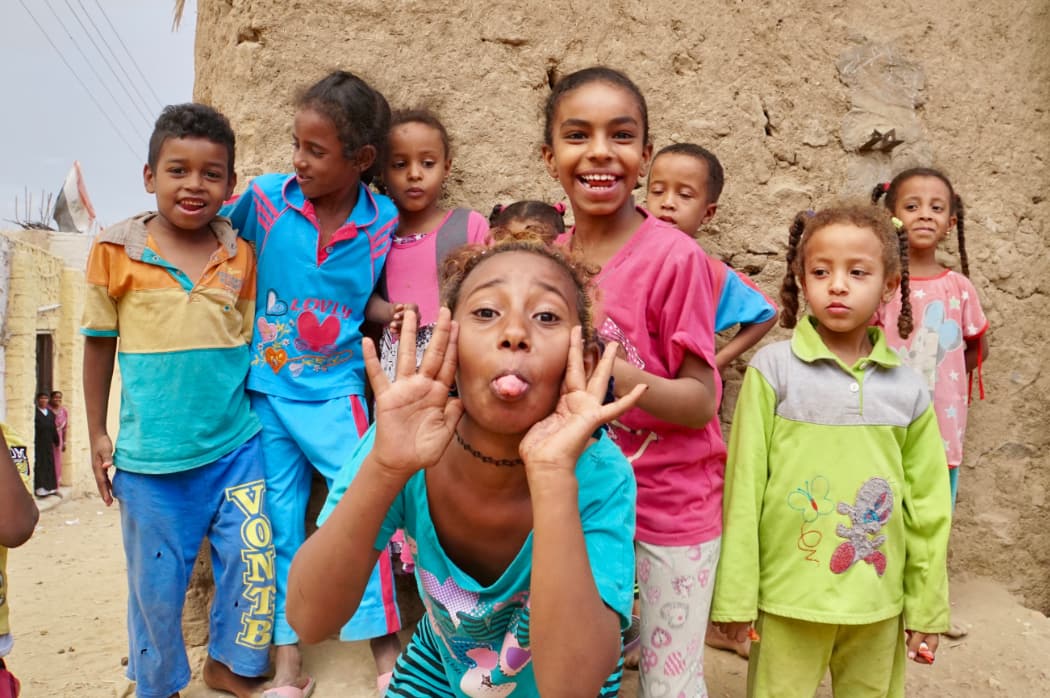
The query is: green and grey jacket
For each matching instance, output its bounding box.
[712,317,951,633]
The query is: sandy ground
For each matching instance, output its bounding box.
[6,495,1050,697]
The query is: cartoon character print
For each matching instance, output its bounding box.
[660,602,688,629]
[830,478,894,577]
[418,569,531,696]
[896,300,963,393]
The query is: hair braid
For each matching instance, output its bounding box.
[779,212,807,329]
[895,226,913,338]
[954,194,969,277]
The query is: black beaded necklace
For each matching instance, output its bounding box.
[454,431,524,467]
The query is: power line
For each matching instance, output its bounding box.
[16,0,142,161]
[39,0,154,131]
[90,0,167,109]
[65,0,160,120]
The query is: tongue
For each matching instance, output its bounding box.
[493,374,528,398]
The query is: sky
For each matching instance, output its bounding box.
[1,0,197,228]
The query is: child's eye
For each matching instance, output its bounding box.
[564,130,587,141]
[422,159,436,168]
[390,161,406,169]
[205,171,223,180]
[473,308,498,319]
[310,148,325,157]
[535,311,560,323]
[810,268,828,278]
[168,167,185,175]
[851,269,869,277]
[613,130,636,141]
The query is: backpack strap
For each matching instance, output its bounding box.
[435,208,472,268]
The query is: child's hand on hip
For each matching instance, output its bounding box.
[364,306,461,477]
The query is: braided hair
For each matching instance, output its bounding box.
[872,167,969,277]
[780,203,913,339]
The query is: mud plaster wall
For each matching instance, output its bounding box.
[194,1,1050,611]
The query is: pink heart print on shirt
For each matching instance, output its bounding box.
[296,311,340,354]
[257,317,278,343]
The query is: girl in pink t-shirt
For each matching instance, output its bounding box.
[543,66,723,698]
[872,168,990,511]
[366,108,489,383]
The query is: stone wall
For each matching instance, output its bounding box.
[194,1,1050,610]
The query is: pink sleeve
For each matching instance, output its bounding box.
[654,241,718,376]
[466,210,490,244]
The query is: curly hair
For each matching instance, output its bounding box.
[871,167,969,277]
[148,103,236,177]
[780,203,913,339]
[440,228,597,345]
[294,70,391,185]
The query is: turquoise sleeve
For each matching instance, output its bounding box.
[714,268,777,333]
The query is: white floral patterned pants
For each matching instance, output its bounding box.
[635,537,721,698]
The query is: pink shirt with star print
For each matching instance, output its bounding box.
[877,269,988,467]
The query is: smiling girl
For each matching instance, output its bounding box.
[543,67,723,697]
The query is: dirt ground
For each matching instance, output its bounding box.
[5,495,1050,697]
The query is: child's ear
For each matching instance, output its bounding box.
[581,339,602,382]
[224,172,237,202]
[882,273,902,303]
[637,142,654,180]
[947,213,958,237]
[541,144,559,180]
[143,163,156,194]
[355,144,377,175]
[700,202,718,226]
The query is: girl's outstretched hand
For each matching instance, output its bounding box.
[363,306,462,477]
[520,329,646,475]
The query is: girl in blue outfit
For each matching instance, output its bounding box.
[222,70,401,697]
[288,231,644,697]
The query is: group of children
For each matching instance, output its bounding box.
[61,63,986,698]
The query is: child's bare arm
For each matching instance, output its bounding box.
[613,352,717,428]
[964,335,989,373]
[365,292,395,326]
[716,315,778,373]
[0,430,37,547]
[83,336,117,505]
[523,335,646,694]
